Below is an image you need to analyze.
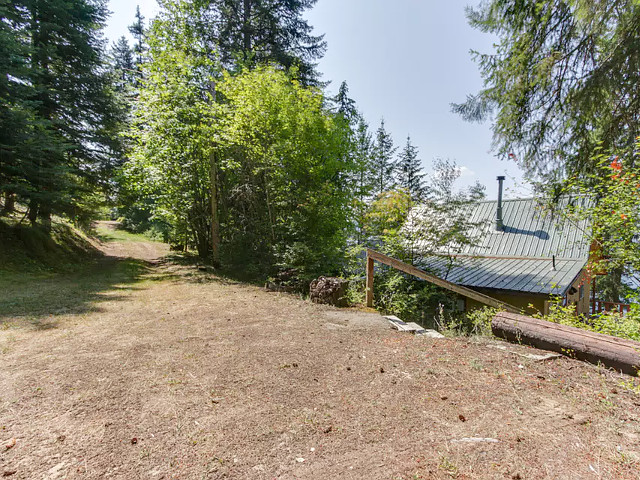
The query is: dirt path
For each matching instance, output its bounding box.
[96,221,169,262]
[1,232,639,479]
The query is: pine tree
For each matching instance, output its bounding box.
[372,119,397,197]
[396,135,427,203]
[111,36,135,86]
[352,116,374,243]
[454,0,640,181]
[0,0,31,214]
[0,0,121,229]
[206,0,326,84]
[128,5,145,69]
[334,81,357,125]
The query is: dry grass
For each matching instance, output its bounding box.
[1,223,639,479]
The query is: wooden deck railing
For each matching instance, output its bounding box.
[365,249,520,313]
[592,300,632,315]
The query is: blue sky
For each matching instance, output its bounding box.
[104,0,530,199]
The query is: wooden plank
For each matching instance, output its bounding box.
[492,312,640,375]
[366,255,374,307]
[367,249,520,313]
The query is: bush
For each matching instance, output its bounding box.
[537,300,640,342]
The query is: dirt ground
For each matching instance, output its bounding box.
[1,223,640,479]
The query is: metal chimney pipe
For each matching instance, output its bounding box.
[495,176,505,232]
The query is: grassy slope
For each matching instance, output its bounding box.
[0,217,151,323]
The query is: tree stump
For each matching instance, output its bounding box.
[309,277,349,307]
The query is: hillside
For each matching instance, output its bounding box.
[1,226,639,479]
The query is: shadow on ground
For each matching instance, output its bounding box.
[0,257,152,326]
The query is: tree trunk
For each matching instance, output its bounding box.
[208,80,220,267]
[28,199,39,226]
[40,203,52,232]
[1,192,15,214]
[492,312,640,376]
[242,0,252,58]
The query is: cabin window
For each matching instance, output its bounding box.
[579,284,584,300]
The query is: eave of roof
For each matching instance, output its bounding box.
[420,255,587,296]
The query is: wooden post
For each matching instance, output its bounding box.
[366,254,374,307]
[591,277,596,316]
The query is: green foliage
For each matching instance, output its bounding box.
[455,0,640,182]
[371,271,456,328]
[371,119,397,197]
[537,299,640,342]
[210,0,326,85]
[401,159,486,266]
[555,139,640,289]
[396,136,427,203]
[124,0,217,256]
[215,66,354,278]
[0,0,123,229]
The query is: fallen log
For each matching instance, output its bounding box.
[491,312,640,376]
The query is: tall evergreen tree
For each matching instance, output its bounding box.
[334,81,357,125]
[352,116,374,243]
[0,0,121,229]
[396,135,427,203]
[207,0,326,84]
[0,0,31,213]
[454,0,640,183]
[372,119,397,197]
[111,36,135,86]
[128,5,146,69]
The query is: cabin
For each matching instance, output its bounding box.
[412,177,594,315]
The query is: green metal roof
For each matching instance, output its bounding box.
[416,197,591,295]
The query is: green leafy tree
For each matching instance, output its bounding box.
[125,0,217,256]
[560,139,640,299]
[404,159,486,266]
[215,66,354,277]
[454,0,640,182]
[372,119,397,197]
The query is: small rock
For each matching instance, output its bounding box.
[296,457,305,463]
[131,438,138,445]
[4,438,15,451]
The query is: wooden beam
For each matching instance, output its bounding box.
[366,249,520,313]
[366,254,374,307]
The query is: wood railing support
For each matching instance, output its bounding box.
[366,254,374,307]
